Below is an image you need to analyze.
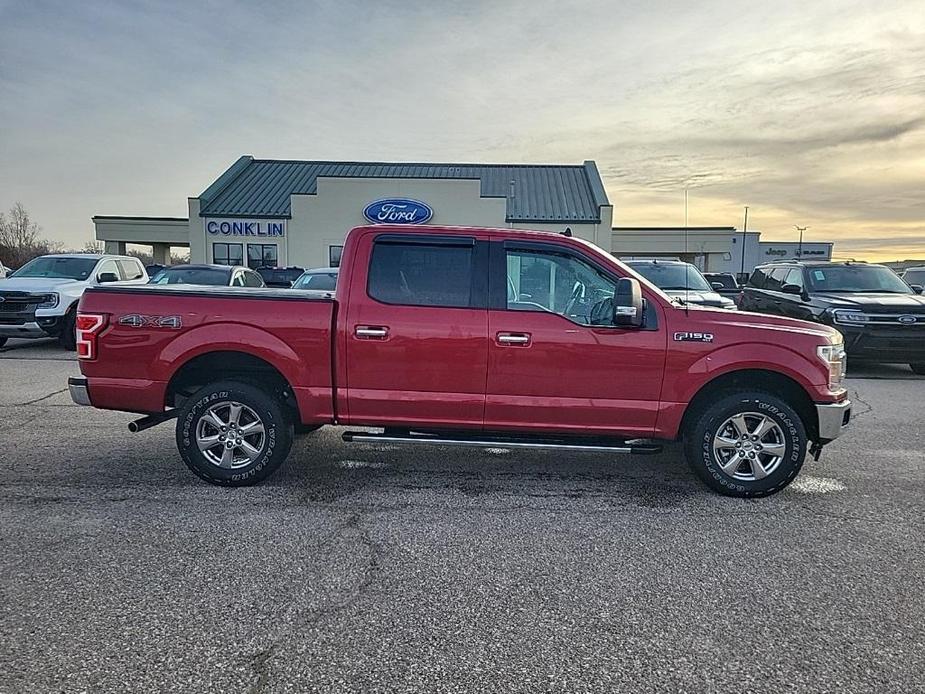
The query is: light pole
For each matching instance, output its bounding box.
[740,206,749,278]
[794,225,809,258]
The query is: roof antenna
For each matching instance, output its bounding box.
[561,227,572,237]
[684,188,691,316]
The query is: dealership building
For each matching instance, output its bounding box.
[94,156,614,269]
[93,155,832,273]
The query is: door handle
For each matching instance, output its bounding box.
[497,332,531,345]
[355,326,389,339]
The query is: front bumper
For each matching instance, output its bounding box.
[836,325,925,362]
[816,399,851,442]
[68,377,91,406]
[0,321,51,338]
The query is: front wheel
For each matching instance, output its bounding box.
[58,309,76,350]
[684,391,807,498]
[910,363,925,375]
[176,381,293,486]
[0,337,7,349]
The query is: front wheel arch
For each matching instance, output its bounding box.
[679,369,818,442]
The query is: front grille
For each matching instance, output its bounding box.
[0,292,43,323]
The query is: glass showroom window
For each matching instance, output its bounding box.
[247,244,278,270]
[329,245,344,268]
[213,243,243,266]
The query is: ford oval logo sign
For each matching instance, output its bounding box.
[898,315,917,325]
[364,198,433,225]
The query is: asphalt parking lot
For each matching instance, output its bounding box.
[1,338,923,693]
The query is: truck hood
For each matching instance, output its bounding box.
[0,277,88,294]
[810,292,925,313]
[663,289,735,308]
[682,305,841,343]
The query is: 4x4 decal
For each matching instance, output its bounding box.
[118,314,182,329]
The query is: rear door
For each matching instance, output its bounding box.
[485,241,666,437]
[343,233,489,429]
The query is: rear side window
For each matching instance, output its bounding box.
[748,268,768,288]
[117,259,144,280]
[243,271,264,287]
[368,241,473,308]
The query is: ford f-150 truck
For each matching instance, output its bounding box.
[69,225,852,497]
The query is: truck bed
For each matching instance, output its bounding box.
[77,284,336,419]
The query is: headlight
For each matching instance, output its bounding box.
[38,293,59,309]
[831,309,867,325]
[817,340,847,390]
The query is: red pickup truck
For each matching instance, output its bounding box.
[69,225,851,497]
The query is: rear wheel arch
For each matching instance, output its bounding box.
[165,350,301,423]
[679,368,818,442]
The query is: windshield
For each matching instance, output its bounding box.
[150,268,230,285]
[807,265,912,293]
[11,256,98,280]
[293,272,337,290]
[629,263,712,292]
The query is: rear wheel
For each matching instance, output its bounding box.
[176,381,293,486]
[910,363,925,375]
[0,337,7,348]
[684,391,807,498]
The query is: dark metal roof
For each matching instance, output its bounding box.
[199,156,610,222]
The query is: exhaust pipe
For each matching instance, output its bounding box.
[128,410,177,433]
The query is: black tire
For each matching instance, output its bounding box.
[58,309,76,350]
[910,363,925,375]
[176,380,293,486]
[684,391,807,498]
[0,337,7,348]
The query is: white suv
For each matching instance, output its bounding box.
[0,254,148,349]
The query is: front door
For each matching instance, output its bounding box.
[344,233,489,429]
[485,241,666,437]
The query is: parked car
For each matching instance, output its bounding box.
[739,260,925,373]
[900,266,925,291]
[70,224,851,498]
[144,263,167,277]
[256,266,305,288]
[625,259,736,309]
[0,260,10,279]
[703,272,742,301]
[149,264,265,287]
[292,267,339,291]
[0,253,147,349]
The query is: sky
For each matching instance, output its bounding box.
[1,0,923,260]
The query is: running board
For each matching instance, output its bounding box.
[341,431,662,454]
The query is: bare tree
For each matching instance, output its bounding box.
[0,202,59,269]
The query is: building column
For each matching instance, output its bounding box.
[151,243,170,265]
[104,241,126,255]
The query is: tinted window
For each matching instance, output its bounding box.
[11,256,98,280]
[765,268,789,291]
[368,242,472,307]
[150,267,231,285]
[508,249,616,326]
[247,244,278,270]
[242,271,264,287]
[628,262,712,292]
[117,259,144,280]
[213,243,243,266]
[705,274,737,289]
[806,265,912,293]
[329,245,343,268]
[294,272,338,290]
[97,259,120,280]
[783,268,804,289]
[748,268,768,289]
[904,269,925,285]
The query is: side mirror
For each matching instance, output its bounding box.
[711,282,725,291]
[613,277,643,327]
[781,283,803,296]
[97,272,119,283]
[911,284,923,295]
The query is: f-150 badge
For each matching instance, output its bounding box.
[119,314,182,329]
[674,331,713,342]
